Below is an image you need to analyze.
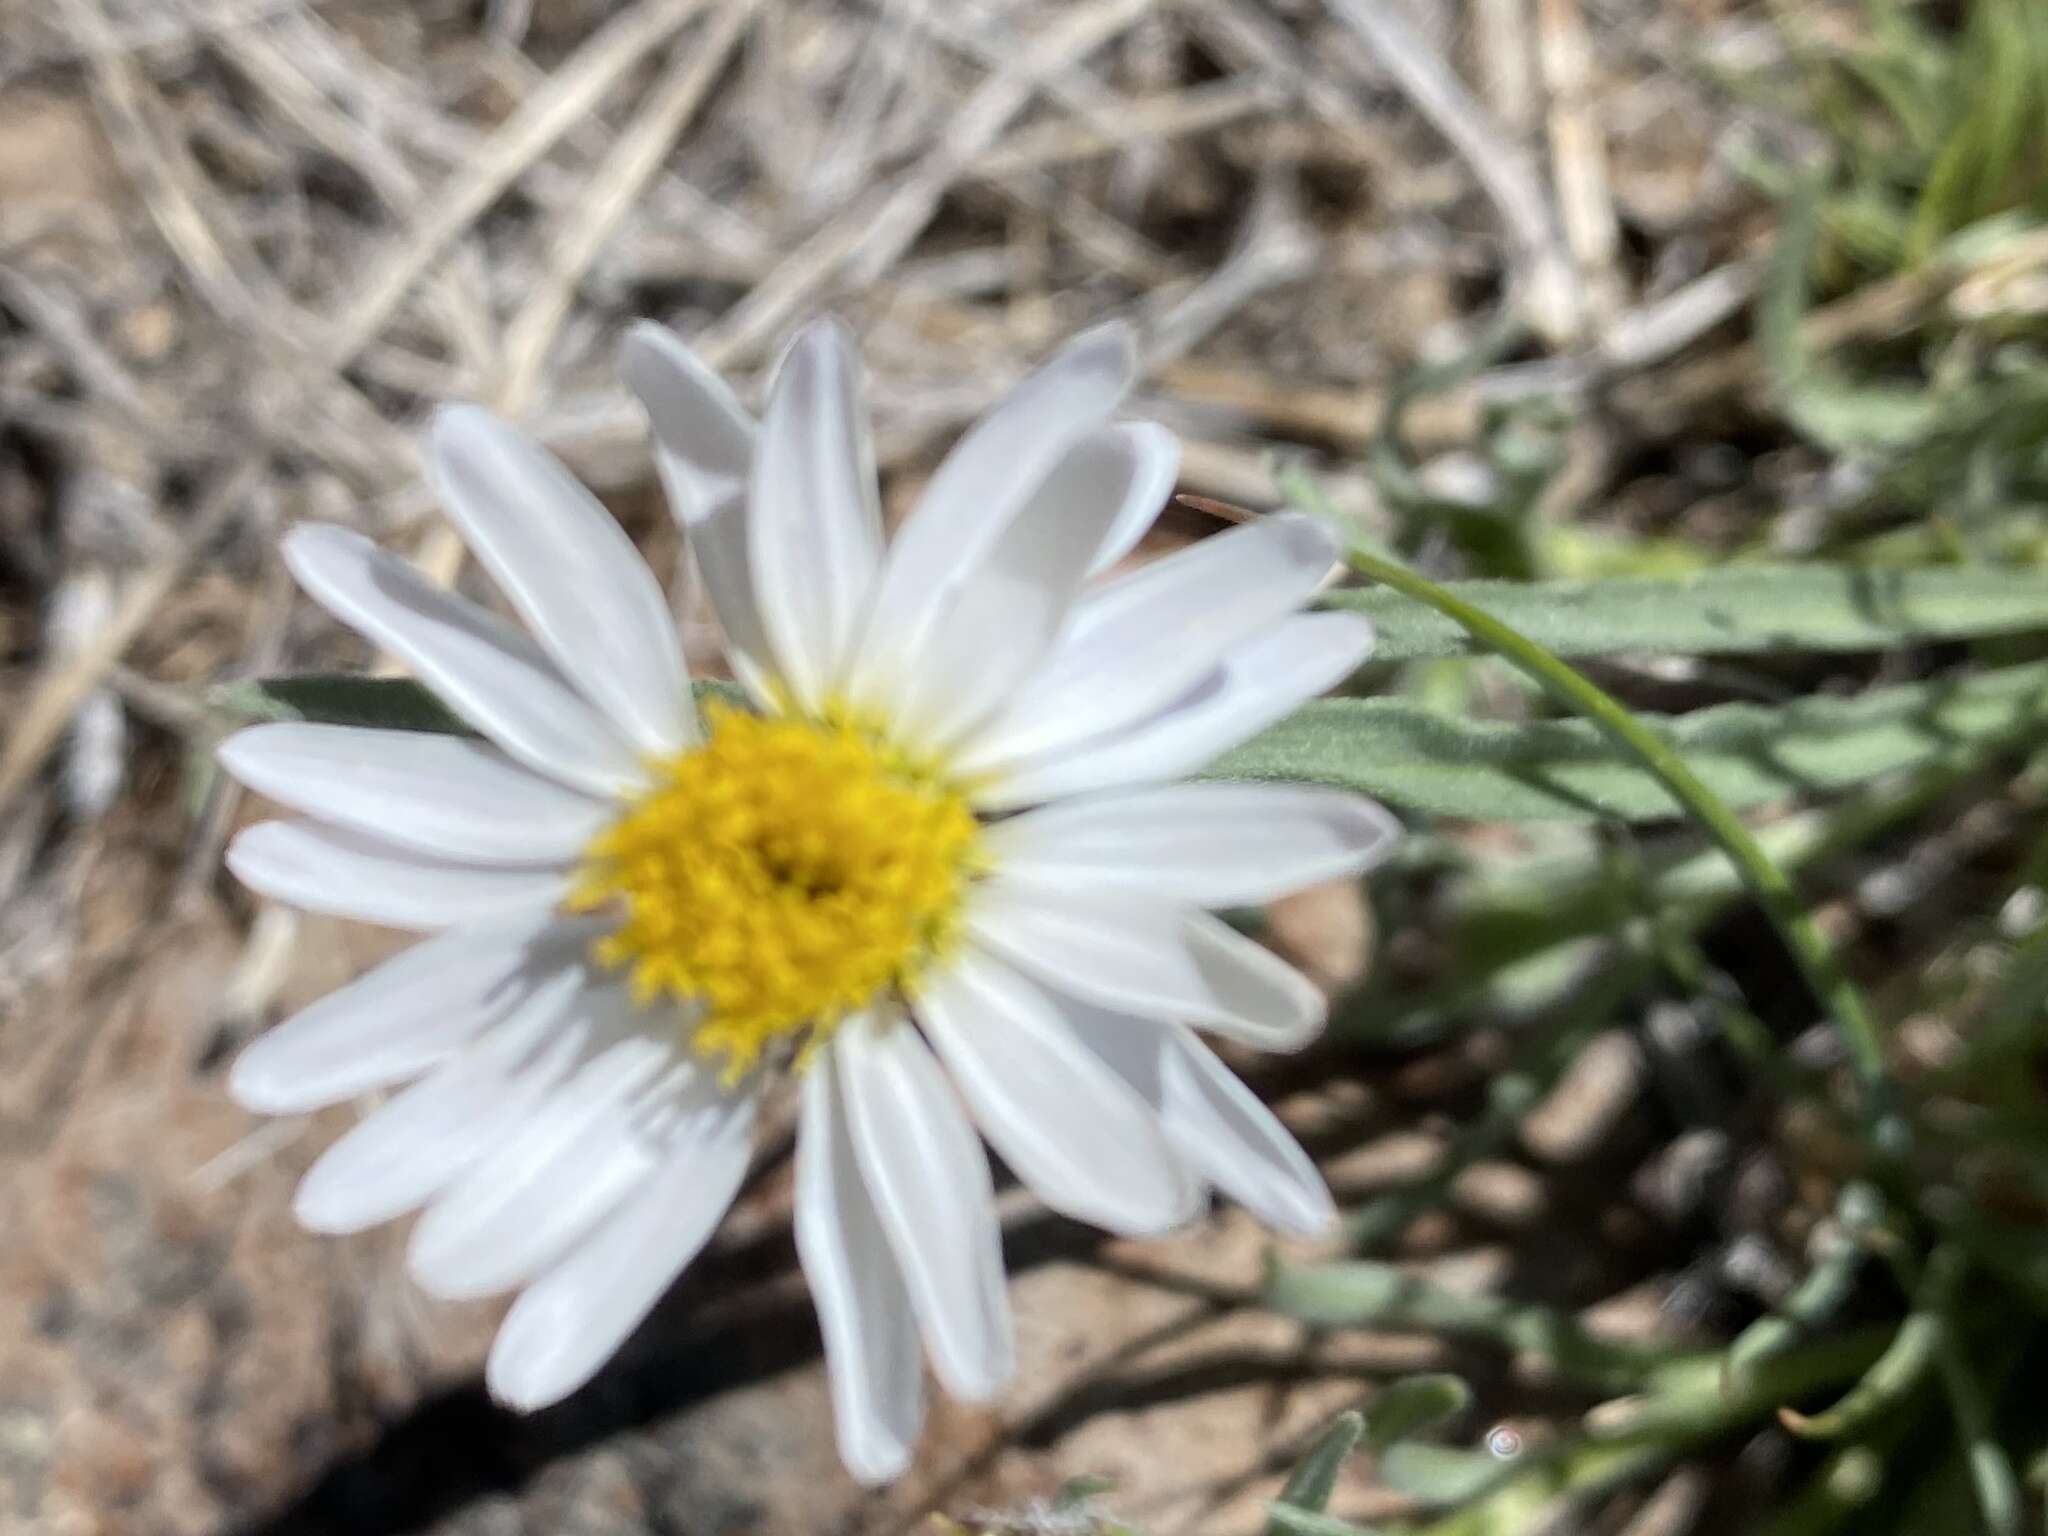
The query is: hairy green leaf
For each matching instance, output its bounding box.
[1265,1411,1364,1533]
[1052,1475,1116,1511]
[1265,1506,1383,1536]
[1763,182,1942,453]
[1210,661,2048,820]
[214,675,749,733]
[213,674,472,735]
[1266,1259,1667,1395]
[1325,563,2048,664]
[1376,1445,1509,1507]
[1364,1375,1474,1450]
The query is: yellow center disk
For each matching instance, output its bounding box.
[570,703,982,1077]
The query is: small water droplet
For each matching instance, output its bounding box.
[1486,1426,1523,1459]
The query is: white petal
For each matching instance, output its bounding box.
[485,1080,756,1410]
[284,525,644,797]
[619,321,754,513]
[427,407,694,755]
[796,1060,923,1486]
[619,323,775,696]
[916,948,1197,1235]
[218,723,611,867]
[1081,422,1180,578]
[1070,1008,1334,1237]
[228,909,596,1113]
[227,821,568,931]
[749,319,884,710]
[958,514,1338,775]
[834,1016,1013,1402]
[966,887,1326,1051]
[974,611,1374,811]
[899,429,1157,750]
[408,1021,679,1300]
[848,323,1135,716]
[292,969,590,1232]
[986,782,1401,907]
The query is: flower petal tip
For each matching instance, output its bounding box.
[225,1041,295,1116]
[792,311,857,354]
[841,1438,914,1489]
[1064,318,1139,388]
[220,823,264,886]
[211,725,263,781]
[484,1324,584,1415]
[619,320,709,391]
[279,520,358,573]
[290,1174,366,1236]
[423,400,503,467]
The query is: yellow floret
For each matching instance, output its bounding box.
[570,703,981,1077]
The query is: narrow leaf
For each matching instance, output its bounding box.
[1364,1375,1474,1450]
[1211,661,2048,821]
[1761,181,1941,452]
[1325,563,2048,664]
[1266,1411,1364,1532]
[214,675,749,734]
[213,675,471,735]
[1726,1184,1881,1384]
[1053,1476,1116,1511]
[1376,1444,1509,1507]
[1778,1313,1940,1442]
[1268,1259,1667,1395]
[1265,1506,1383,1536]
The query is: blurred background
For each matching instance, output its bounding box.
[4,0,2048,1532]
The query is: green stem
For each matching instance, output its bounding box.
[1265,1412,1367,1536]
[1266,1507,1383,1536]
[1296,478,1898,1144]
[1778,1311,1939,1442]
[1268,1256,1676,1396]
[1755,1445,1892,1536]
[1926,1248,2025,1536]
[1724,1182,1882,1386]
[1408,1326,1889,1536]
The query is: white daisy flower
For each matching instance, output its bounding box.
[219,317,1397,1484]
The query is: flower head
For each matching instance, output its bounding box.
[220,318,1397,1483]
[573,701,983,1074]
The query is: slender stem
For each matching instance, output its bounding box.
[1925,1248,2024,1536]
[1268,1256,1673,1395]
[1405,1326,1890,1536]
[1725,1182,1881,1385]
[1298,487,1898,1141]
[1777,1311,1939,1442]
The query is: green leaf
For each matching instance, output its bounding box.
[1779,1311,1941,1443]
[1210,660,2048,821]
[1053,1475,1116,1511]
[1755,1446,1888,1536]
[1264,1506,1383,1536]
[1405,1332,1890,1536]
[212,674,472,735]
[213,675,751,733]
[1762,181,1942,452]
[1364,1375,1474,1450]
[1266,1258,1667,1396]
[1267,1412,1364,1532]
[1401,1441,1662,1536]
[1324,563,2048,664]
[1726,1183,1881,1385]
[1376,1445,1510,1507]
